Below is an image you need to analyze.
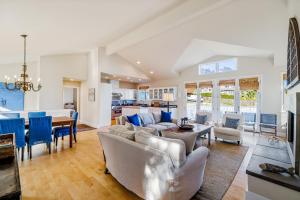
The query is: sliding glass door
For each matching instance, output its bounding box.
[239,77,259,113]
[219,79,235,113]
[185,83,197,119]
[185,76,260,121]
[199,81,213,111]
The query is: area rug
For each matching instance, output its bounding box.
[192,141,249,200]
[77,124,96,132]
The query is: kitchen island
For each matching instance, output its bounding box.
[122,106,177,119]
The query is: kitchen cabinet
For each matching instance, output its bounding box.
[113,88,137,100]
[149,89,153,99]
[147,87,177,101]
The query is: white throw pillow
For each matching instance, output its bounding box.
[109,125,135,140]
[161,131,197,154]
[135,130,186,168]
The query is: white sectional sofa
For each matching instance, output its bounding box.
[98,130,209,200]
[116,112,178,135]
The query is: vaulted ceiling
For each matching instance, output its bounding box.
[0,0,182,63]
[0,0,289,80]
[116,0,288,79]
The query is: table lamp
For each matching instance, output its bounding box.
[162,93,174,112]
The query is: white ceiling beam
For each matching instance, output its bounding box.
[106,0,235,55]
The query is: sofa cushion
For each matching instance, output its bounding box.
[127,114,141,126]
[157,122,177,129]
[152,112,161,123]
[136,126,158,136]
[109,125,135,140]
[161,111,172,122]
[161,131,197,154]
[124,122,135,131]
[139,113,155,125]
[214,127,241,137]
[145,124,168,132]
[224,117,240,129]
[135,130,186,168]
[196,114,207,125]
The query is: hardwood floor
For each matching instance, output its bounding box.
[18,129,277,200]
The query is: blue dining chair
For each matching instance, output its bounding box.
[26,116,52,159]
[0,118,26,160]
[53,112,78,147]
[0,113,20,119]
[28,111,46,118]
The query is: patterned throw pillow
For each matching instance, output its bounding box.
[109,125,135,140]
[196,114,208,125]
[224,117,240,129]
[152,112,161,123]
[161,131,197,154]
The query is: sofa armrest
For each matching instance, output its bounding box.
[238,124,244,131]
[171,118,178,124]
[215,122,223,127]
[175,146,209,174]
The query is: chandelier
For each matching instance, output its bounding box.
[4,35,42,92]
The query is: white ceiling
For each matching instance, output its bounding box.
[0,0,289,81]
[118,0,288,80]
[0,0,183,63]
[173,39,273,72]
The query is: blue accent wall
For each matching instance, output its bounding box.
[0,82,24,111]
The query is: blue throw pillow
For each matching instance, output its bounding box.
[161,111,172,122]
[127,114,141,126]
[224,117,240,129]
[196,114,207,125]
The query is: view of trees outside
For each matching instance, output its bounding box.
[186,90,197,119]
[240,90,257,113]
[186,84,257,119]
[220,86,235,113]
[199,88,212,111]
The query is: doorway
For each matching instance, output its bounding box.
[63,79,81,118]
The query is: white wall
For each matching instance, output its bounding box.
[80,49,100,127]
[288,0,300,22]
[0,61,39,110]
[39,53,88,110]
[146,56,285,125]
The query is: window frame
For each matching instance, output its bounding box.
[198,58,238,75]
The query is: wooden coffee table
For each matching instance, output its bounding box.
[162,124,212,146]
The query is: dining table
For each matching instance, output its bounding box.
[25,116,74,148]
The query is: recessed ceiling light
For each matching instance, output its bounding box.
[150,71,154,74]
[136,61,141,65]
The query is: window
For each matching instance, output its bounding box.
[239,77,259,113]
[199,81,213,111]
[185,83,197,119]
[199,58,237,75]
[219,80,235,113]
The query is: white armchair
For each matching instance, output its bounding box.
[214,113,244,144]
